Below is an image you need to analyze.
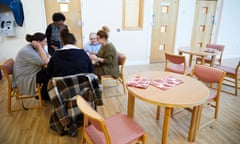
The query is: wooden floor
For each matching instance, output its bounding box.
[0,60,239,144]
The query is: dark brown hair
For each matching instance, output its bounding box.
[60,29,76,45]
[97,26,110,40]
[25,33,46,42]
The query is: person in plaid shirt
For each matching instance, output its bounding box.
[47,73,102,136]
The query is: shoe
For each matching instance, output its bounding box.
[95,99,103,106]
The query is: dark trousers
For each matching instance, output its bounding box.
[36,68,50,100]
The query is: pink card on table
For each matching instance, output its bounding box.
[150,76,183,90]
[127,76,152,89]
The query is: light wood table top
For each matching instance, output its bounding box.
[127,71,209,144]
[178,46,219,66]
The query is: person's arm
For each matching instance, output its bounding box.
[96,44,115,64]
[45,25,52,48]
[47,57,53,78]
[32,41,49,65]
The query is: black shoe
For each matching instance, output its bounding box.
[95,99,103,106]
[67,123,78,137]
[60,130,68,136]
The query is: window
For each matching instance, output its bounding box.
[122,0,144,30]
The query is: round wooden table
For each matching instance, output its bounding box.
[127,71,209,144]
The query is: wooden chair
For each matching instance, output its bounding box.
[196,44,225,66]
[164,52,192,75]
[216,61,240,96]
[76,95,147,144]
[101,52,127,96]
[156,52,192,120]
[0,58,42,112]
[190,64,225,129]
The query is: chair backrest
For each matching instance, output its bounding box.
[206,44,225,64]
[117,52,127,79]
[0,58,14,88]
[164,52,187,74]
[192,64,225,83]
[192,64,225,97]
[117,52,126,71]
[76,95,111,143]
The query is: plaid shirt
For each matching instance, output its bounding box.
[47,73,102,136]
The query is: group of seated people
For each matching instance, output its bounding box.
[13,12,120,136]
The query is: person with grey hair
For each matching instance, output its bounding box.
[83,32,101,54]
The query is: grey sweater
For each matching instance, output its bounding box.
[13,44,44,95]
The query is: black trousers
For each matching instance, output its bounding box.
[36,68,50,100]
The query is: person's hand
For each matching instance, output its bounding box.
[51,45,58,50]
[31,41,41,50]
[89,53,98,61]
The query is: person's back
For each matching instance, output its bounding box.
[48,48,93,77]
[47,29,93,78]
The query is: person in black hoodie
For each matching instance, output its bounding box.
[47,29,93,78]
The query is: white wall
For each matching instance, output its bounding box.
[0,0,239,64]
[216,0,240,59]
[82,0,153,65]
[0,0,46,61]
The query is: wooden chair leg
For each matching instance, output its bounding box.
[8,88,12,112]
[122,78,126,95]
[37,83,43,108]
[156,106,161,120]
[235,77,238,96]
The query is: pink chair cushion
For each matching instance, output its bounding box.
[208,92,217,100]
[166,64,191,74]
[85,113,144,144]
[216,65,240,76]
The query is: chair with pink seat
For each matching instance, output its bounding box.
[76,95,147,144]
[156,52,192,120]
[191,64,225,129]
[216,61,240,96]
[196,44,225,66]
[164,52,192,75]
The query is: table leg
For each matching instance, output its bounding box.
[162,107,171,144]
[188,105,203,142]
[192,105,203,141]
[179,51,183,55]
[189,54,193,67]
[201,56,205,65]
[188,106,198,142]
[210,55,216,66]
[127,91,135,118]
[156,106,161,120]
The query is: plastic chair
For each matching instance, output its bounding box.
[0,58,42,112]
[196,44,225,66]
[190,64,225,129]
[76,95,147,144]
[101,52,127,96]
[216,61,240,96]
[164,52,192,75]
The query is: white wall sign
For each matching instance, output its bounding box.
[57,0,70,3]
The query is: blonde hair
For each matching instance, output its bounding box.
[97,26,110,40]
[102,26,110,33]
